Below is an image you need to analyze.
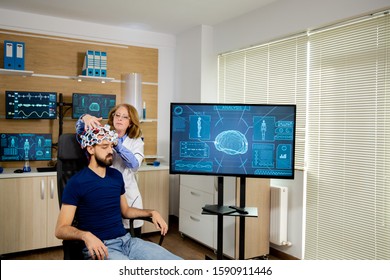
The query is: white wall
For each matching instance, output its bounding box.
[214,0,390,54]
[271,171,305,259]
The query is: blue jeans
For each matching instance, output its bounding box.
[82,233,182,260]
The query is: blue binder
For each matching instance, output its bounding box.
[4,40,14,69]
[100,51,107,77]
[14,42,25,70]
[82,50,94,76]
[94,50,101,76]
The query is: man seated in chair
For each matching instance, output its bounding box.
[55,125,181,260]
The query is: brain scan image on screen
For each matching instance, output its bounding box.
[214,130,248,156]
[72,93,116,119]
[170,103,296,178]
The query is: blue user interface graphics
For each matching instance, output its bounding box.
[0,133,52,161]
[6,91,57,119]
[170,103,296,179]
[72,93,116,119]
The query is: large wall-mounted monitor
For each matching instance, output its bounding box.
[170,103,296,179]
[5,91,57,119]
[0,133,52,161]
[72,93,116,119]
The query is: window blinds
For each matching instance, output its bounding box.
[305,13,390,259]
[218,35,307,170]
[218,11,390,260]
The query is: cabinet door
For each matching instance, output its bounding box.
[46,176,62,247]
[0,177,47,254]
[137,170,169,234]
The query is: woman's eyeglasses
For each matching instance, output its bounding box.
[112,113,130,120]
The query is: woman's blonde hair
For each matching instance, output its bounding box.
[107,103,142,138]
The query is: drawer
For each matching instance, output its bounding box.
[179,208,214,248]
[180,185,213,214]
[180,175,216,193]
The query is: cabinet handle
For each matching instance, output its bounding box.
[190,191,200,197]
[190,216,200,222]
[50,178,54,199]
[40,179,45,200]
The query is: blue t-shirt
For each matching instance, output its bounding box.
[62,166,127,241]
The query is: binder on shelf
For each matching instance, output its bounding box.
[100,51,107,77]
[93,50,101,76]
[4,40,14,69]
[14,42,25,70]
[82,50,94,76]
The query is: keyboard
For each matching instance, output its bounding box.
[36,167,56,172]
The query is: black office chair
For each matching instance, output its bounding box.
[56,133,163,260]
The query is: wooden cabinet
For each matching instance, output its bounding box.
[0,174,61,255]
[137,168,169,234]
[235,177,270,259]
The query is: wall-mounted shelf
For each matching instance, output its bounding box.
[73,75,114,83]
[0,68,34,77]
[140,119,157,123]
[145,155,164,159]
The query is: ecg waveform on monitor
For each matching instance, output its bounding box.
[6,91,57,119]
[17,93,52,100]
[16,110,53,118]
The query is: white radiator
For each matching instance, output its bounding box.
[270,186,291,246]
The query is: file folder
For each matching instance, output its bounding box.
[94,50,101,76]
[100,51,107,77]
[4,40,14,69]
[14,42,25,70]
[82,50,94,76]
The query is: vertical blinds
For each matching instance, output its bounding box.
[218,11,390,259]
[305,13,390,259]
[218,35,307,170]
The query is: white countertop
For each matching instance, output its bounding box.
[0,164,169,179]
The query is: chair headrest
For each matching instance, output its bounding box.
[58,133,85,160]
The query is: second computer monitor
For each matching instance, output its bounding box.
[72,93,116,119]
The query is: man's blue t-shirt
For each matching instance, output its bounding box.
[62,166,127,241]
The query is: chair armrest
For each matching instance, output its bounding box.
[129,217,164,246]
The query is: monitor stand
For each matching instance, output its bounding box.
[201,176,258,260]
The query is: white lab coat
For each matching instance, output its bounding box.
[112,136,144,228]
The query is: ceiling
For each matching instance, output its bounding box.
[0,0,278,35]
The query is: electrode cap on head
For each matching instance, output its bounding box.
[79,124,118,149]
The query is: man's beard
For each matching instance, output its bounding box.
[95,153,113,167]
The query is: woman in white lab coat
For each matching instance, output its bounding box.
[75,103,144,236]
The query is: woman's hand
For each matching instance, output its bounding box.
[82,114,103,130]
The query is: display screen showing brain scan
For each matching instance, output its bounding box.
[169,103,296,179]
[72,93,116,119]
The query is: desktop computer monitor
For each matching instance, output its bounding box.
[5,91,57,119]
[72,93,116,119]
[0,133,52,161]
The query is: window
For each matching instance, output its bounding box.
[218,35,307,170]
[305,13,390,259]
[218,11,390,259]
